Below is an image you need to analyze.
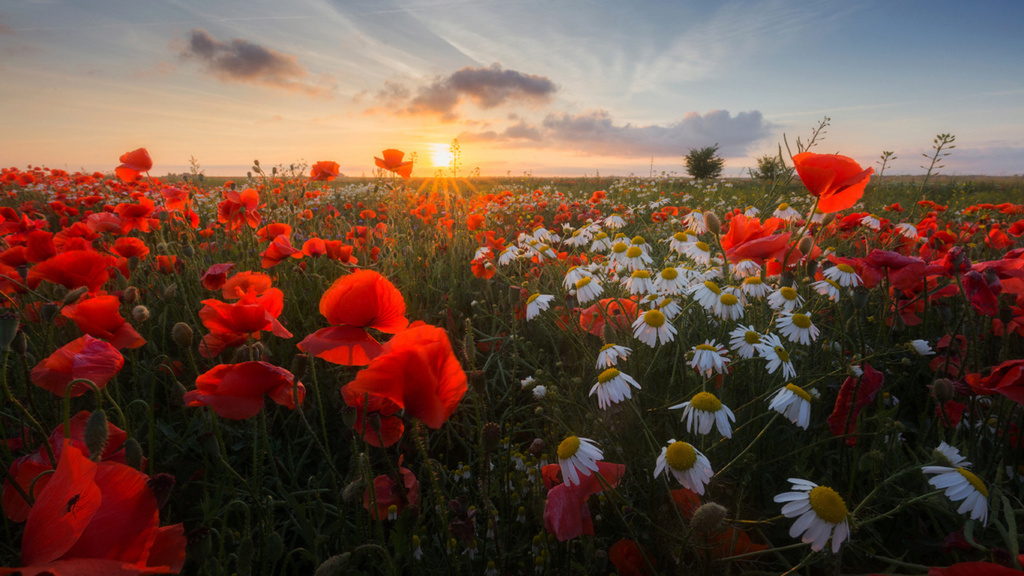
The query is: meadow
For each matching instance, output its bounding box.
[1,145,1023,576]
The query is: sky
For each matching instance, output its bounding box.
[1,0,1022,177]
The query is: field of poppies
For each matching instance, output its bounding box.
[1,144,1023,576]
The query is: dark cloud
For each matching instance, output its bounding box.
[180,29,329,96]
[369,64,556,121]
[460,109,772,157]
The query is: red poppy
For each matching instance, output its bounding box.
[301,238,326,257]
[310,161,340,182]
[341,388,405,447]
[827,363,884,445]
[161,186,190,211]
[198,288,293,357]
[201,262,235,291]
[217,188,263,230]
[27,250,117,293]
[609,539,654,576]
[61,295,146,350]
[579,298,638,337]
[669,487,768,559]
[184,361,305,420]
[260,234,303,269]
[542,461,625,541]
[363,463,418,521]
[24,231,56,263]
[323,240,358,264]
[2,411,135,523]
[340,323,466,428]
[30,335,124,397]
[722,214,791,265]
[111,237,150,260]
[792,152,873,214]
[929,562,1024,576]
[115,148,153,182]
[374,149,413,179]
[966,359,1024,405]
[156,255,179,275]
[114,197,157,233]
[466,213,485,231]
[256,222,292,242]
[221,270,272,300]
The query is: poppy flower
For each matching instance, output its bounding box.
[827,363,884,445]
[256,222,292,242]
[201,262,235,291]
[115,148,153,182]
[928,562,1024,576]
[962,270,999,317]
[4,440,186,575]
[966,359,1024,405]
[542,461,625,541]
[61,295,146,350]
[301,238,326,257]
[363,463,418,520]
[579,298,638,338]
[111,237,150,260]
[260,234,303,269]
[310,161,340,182]
[114,197,157,233]
[30,335,124,397]
[27,250,117,293]
[198,288,292,357]
[374,149,413,179]
[2,411,136,523]
[221,270,272,300]
[792,152,873,214]
[609,539,654,576]
[24,231,56,263]
[217,188,263,230]
[184,361,305,420]
[323,240,358,264]
[340,323,466,428]
[341,388,405,447]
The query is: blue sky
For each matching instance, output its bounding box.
[1,0,1022,176]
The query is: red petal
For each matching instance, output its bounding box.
[297,326,383,366]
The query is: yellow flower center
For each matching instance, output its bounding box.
[825,279,841,289]
[780,287,798,301]
[631,236,645,245]
[595,232,608,240]
[643,309,666,328]
[661,268,678,280]
[631,270,651,279]
[785,383,812,401]
[808,486,848,524]
[837,264,855,274]
[665,441,697,471]
[614,233,626,240]
[599,343,616,352]
[774,346,790,362]
[720,294,739,307]
[695,241,710,252]
[673,232,688,241]
[626,246,643,258]
[557,436,580,460]
[703,281,721,295]
[597,368,620,384]
[612,242,628,253]
[778,203,790,211]
[527,293,540,304]
[690,392,722,412]
[576,277,592,289]
[660,298,673,308]
[744,276,763,285]
[792,313,812,329]
[744,331,761,345]
[696,344,718,352]
[956,467,989,498]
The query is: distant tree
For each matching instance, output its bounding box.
[750,153,792,183]
[684,144,725,180]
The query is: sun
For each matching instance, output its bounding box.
[428,143,453,168]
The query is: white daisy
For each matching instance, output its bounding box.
[607,241,630,269]
[632,309,677,347]
[654,267,686,295]
[894,223,919,240]
[729,325,762,359]
[574,276,603,304]
[690,341,730,377]
[823,263,862,287]
[922,442,989,525]
[603,214,626,229]
[595,343,631,368]
[809,208,828,224]
[741,276,772,299]
[774,478,851,553]
[563,266,591,290]
[525,293,555,321]
[532,385,547,399]
[768,384,815,429]
[589,367,641,409]
[630,235,651,255]
[474,246,493,260]
[776,311,820,346]
[556,436,603,486]
[682,240,712,265]
[563,229,590,248]
[755,333,797,380]
[715,291,745,321]
[623,245,653,271]
[623,269,655,295]
[690,280,723,310]
[670,391,735,438]
[732,259,762,279]
[656,296,681,320]
[859,214,881,230]
[767,286,804,312]
[653,440,714,495]
[668,231,695,254]
[811,278,842,301]
[744,205,760,218]
[773,202,801,222]
[683,211,707,234]
[909,339,935,356]
[590,231,612,252]
[498,245,520,266]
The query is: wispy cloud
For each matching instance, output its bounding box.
[460,109,773,157]
[179,28,332,97]
[366,63,556,121]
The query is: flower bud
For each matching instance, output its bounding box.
[805,259,818,279]
[123,286,139,304]
[265,530,284,563]
[172,322,193,349]
[690,502,728,535]
[929,378,955,404]
[852,285,870,310]
[315,554,352,576]
[84,409,108,461]
[162,283,177,302]
[528,438,546,459]
[469,370,486,394]
[704,211,721,235]
[0,312,19,351]
[124,438,143,470]
[821,212,837,226]
[132,305,150,323]
[780,270,795,288]
[797,235,814,256]
[182,244,195,258]
[342,477,366,503]
[62,286,88,306]
[236,534,254,576]
[290,353,309,381]
[41,302,60,323]
[482,422,502,452]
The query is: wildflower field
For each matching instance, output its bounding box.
[1,143,1024,576]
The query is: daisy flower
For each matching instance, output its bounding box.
[526,293,555,321]
[744,205,760,218]
[683,211,707,234]
[608,241,630,269]
[715,291,745,321]
[563,229,590,248]
[922,442,989,525]
[590,231,612,252]
[563,266,592,290]
[741,276,771,298]
[630,235,651,255]
[894,222,919,240]
[732,259,761,279]
[498,245,520,266]
[474,246,492,260]
[811,278,842,301]
[574,276,603,304]
[823,263,862,287]
[774,478,851,553]
[682,241,712,265]
[654,440,714,495]
[755,333,797,380]
[668,231,695,254]
[776,311,820,346]
[809,208,828,224]
[654,267,686,295]
[589,367,641,409]
[603,214,626,229]
[767,286,803,312]
[632,309,677,347]
[595,343,631,368]
[656,296,681,320]
[729,324,762,359]
[556,436,603,486]
[690,280,723,310]
[690,340,730,377]
[909,339,935,356]
[768,384,815,429]
[624,269,655,295]
[859,214,881,230]
[773,202,801,222]
[670,391,735,438]
[623,246,653,270]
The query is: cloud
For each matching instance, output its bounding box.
[368,64,556,121]
[179,29,331,97]
[460,109,772,157]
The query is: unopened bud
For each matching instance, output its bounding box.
[162,283,177,301]
[469,370,486,394]
[797,236,814,256]
[182,244,195,258]
[704,211,721,235]
[315,553,352,576]
[290,353,309,381]
[780,270,795,288]
[929,378,955,404]
[84,409,108,461]
[690,502,728,534]
[342,477,366,503]
[236,534,254,576]
[852,286,870,310]
[805,259,818,278]
[821,212,837,226]
[124,438,143,470]
[265,530,284,563]
[132,305,150,323]
[123,286,139,304]
[482,422,501,452]
[62,286,88,306]
[0,312,19,351]
[172,323,193,348]
[528,438,545,459]
[41,302,60,323]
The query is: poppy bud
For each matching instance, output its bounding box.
[999,304,1013,325]
[821,212,837,226]
[16,264,29,283]
[124,437,143,470]
[0,312,19,351]
[265,530,284,563]
[132,305,150,323]
[123,286,139,304]
[798,236,814,256]
[528,438,545,458]
[482,422,501,452]
[342,477,365,503]
[852,286,870,310]
[172,322,193,349]
[156,242,168,253]
[805,259,818,279]
[290,353,309,381]
[690,502,727,535]
[341,405,357,428]
[182,244,195,258]
[253,159,260,167]
[858,450,885,473]
[62,286,88,306]
[780,270,795,288]
[147,473,176,509]
[984,268,999,288]
[41,302,60,323]
[929,378,955,404]
[162,283,177,301]
[171,381,187,408]
[469,370,486,394]
[11,331,26,357]
[85,409,108,461]
[705,211,721,235]
[315,553,352,576]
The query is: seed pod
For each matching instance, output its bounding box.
[797,236,814,256]
[84,409,108,461]
[690,502,727,534]
[123,286,139,304]
[852,286,870,310]
[162,283,177,301]
[124,438,143,470]
[172,322,193,349]
[315,554,351,576]
[704,211,721,235]
[482,422,501,452]
[182,244,195,258]
[62,286,88,306]
[132,305,150,323]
